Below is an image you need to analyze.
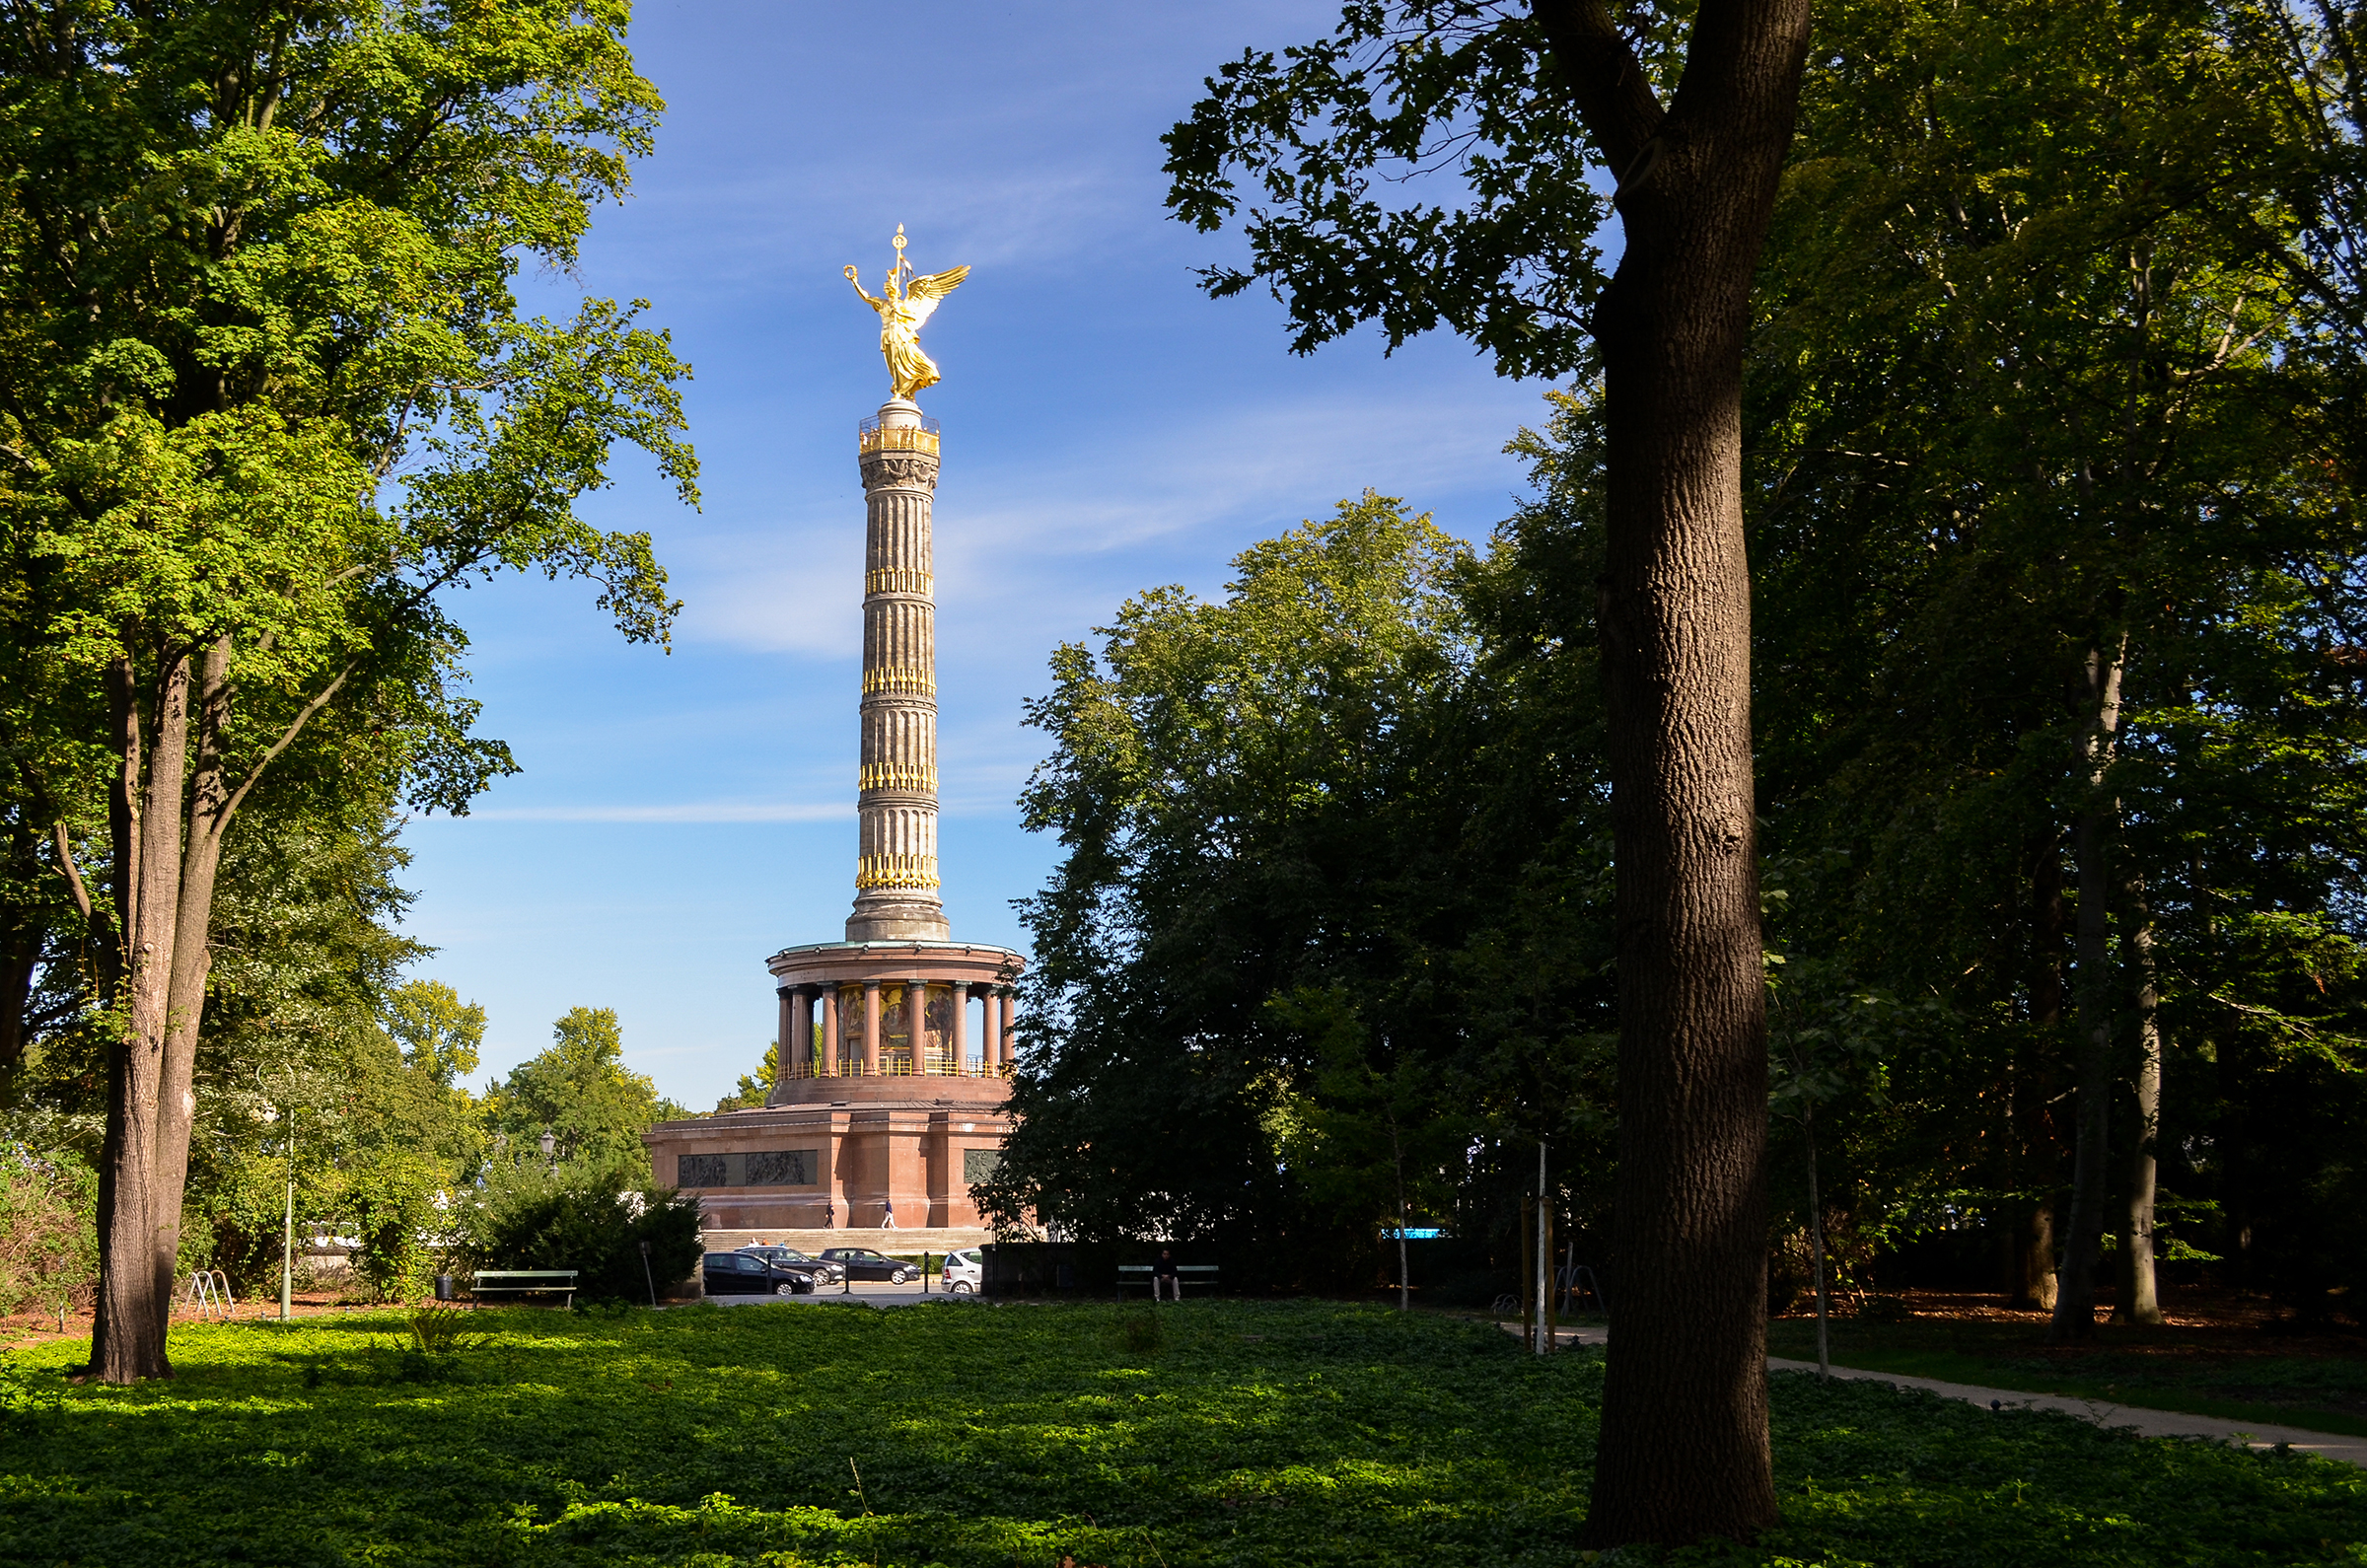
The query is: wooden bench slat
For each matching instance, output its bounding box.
[473,1271,577,1281]
[469,1269,579,1303]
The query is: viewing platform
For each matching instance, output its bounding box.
[858,411,940,457]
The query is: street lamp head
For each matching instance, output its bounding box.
[538,1130,556,1159]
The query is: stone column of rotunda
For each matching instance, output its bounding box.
[848,397,951,943]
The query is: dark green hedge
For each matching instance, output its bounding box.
[451,1164,701,1303]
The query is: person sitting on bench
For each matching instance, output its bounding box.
[1152,1248,1181,1302]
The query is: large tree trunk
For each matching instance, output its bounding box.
[94,648,191,1384]
[152,636,235,1292]
[2017,1203,2059,1313]
[2116,871,2164,1325]
[90,630,338,1380]
[88,655,140,1376]
[2010,833,2067,1311]
[0,825,41,1075]
[2050,636,2124,1344]
[1541,0,1811,1545]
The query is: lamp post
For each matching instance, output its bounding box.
[538,1129,556,1169]
[257,1069,298,1322]
[1535,1140,1548,1356]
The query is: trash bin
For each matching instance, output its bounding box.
[433,1274,456,1303]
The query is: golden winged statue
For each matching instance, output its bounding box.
[846,225,969,400]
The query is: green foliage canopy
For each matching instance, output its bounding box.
[485,1006,682,1180]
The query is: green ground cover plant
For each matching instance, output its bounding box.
[1764,1318,2367,1440]
[0,1301,2359,1566]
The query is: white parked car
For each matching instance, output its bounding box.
[941,1247,983,1294]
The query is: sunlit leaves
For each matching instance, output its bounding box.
[1162,2,1614,380]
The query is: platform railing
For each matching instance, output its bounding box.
[781,1059,1012,1081]
[857,416,941,457]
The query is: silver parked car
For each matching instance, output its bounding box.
[941,1247,983,1294]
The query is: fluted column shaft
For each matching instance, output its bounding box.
[849,399,950,941]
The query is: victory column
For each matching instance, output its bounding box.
[640,230,1027,1246]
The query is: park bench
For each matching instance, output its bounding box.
[1115,1263,1219,1300]
[470,1269,578,1307]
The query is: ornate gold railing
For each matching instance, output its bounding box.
[855,852,939,891]
[783,1059,1012,1080]
[861,664,936,696]
[858,419,941,457]
[859,762,937,793]
[865,568,933,596]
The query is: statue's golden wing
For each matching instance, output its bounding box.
[902,264,969,324]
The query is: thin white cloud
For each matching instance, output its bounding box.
[467,802,855,823]
[677,384,1540,654]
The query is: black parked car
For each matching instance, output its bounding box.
[737,1244,844,1285]
[818,1247,919,1283]
[701,1250,817,1296]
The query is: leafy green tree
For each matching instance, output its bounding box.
[161,788,481,1301]
[1167,1,1814,1537]
[712,1043,778,1113]
[1267,985,1467,1311]
[385,982,486,1093]
[988,484,1624,1307]
[0,0,696,1381]
[1735,0,2367,1337]
[485,1007,682,1181]
[980,494,1477,1252]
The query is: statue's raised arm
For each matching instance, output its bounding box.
[846,227,968,401]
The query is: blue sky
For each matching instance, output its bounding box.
[404,1,1557,1107]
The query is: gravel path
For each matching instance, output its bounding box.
[1524,1324,2367,1468]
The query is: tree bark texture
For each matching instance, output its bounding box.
[1803,1103,1829,1381]
[2051,637,2124,1344]
[1538,0,1810,1545]
[2010,834,2067,1311]
[153,636,235,1293]
[2116,872,2164,1325]
[95,649,191,1384]
[87,630,326,1381]
[0,825,40,1075]
[2017,1203,2059,1313]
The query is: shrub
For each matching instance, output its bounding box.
[402,1307,485,1355]
[450,1162,700,1303]
[0,1155,96,1317]
[343,1147,447,1303]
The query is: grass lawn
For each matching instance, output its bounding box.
[1764,1314,2367,1440]
[1,1299,2363,1566]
